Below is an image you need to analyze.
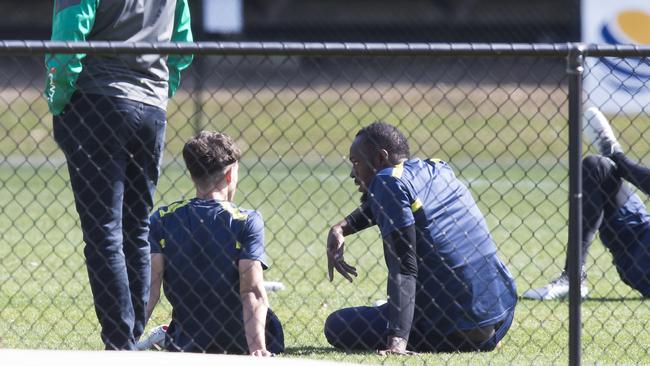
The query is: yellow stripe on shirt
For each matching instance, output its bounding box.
[223,202,249,221]
[411,198,423,212]
[159,199,191,218]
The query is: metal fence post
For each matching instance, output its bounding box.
[566,43,584,366]
[192,56,207,134]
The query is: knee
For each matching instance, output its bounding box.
[323,310,342,346]
[583,155,602,171]
[583,155,614,175]
[582,155,620,186]
[324,309,354,348]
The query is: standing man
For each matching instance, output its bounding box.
[145,131,284,355]
[325,122,517,354]
[45,0,193,350]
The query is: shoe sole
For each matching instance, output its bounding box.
[584,107,618,155]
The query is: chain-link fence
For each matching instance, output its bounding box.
[1,42,650,365]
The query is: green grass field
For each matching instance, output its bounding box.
[2,82,650,365]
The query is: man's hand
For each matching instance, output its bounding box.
[327,225,358,282]
[250,349,274,357]
[376,336,417,356]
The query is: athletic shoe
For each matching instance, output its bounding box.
[372,299,387,307]
[136,324,168,350]
[521,271,588,300]
[263,281,285,292]
[583,107,623,156]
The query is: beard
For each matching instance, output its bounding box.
[360,191,369,204]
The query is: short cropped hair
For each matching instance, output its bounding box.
[356,121,410,161]
[183,131,241,181]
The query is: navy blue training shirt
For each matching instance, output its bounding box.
[600,191,650,296]
[149,198,267,352]
[369,158,517,334]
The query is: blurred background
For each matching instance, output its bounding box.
[1,0,581,42]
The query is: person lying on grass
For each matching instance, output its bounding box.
[523,108,650,301]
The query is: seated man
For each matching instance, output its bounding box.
[145,131,284,355]
[523,107,650,300]
[324,122,517,354]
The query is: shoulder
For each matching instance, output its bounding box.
[405,158,457,182]
[243,209,264,232]
[152,199,192,219]
[424,158,455,174]
[375,158,435,180]
[369,163,414,208]
[221,201,261,222]
[371,160,418,192]
[377,160,407,179]
[222,202,265,236]
[373,162,405,186]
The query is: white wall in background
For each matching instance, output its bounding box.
[203,0,243,34]
[582,0,650,114]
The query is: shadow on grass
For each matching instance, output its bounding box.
[519,296,647,302]
[583,296,647,302]
[284,346,366,356]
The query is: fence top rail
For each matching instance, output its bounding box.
[2,41,650,57]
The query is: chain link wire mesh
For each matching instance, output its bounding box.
[1,43,649,364]
[578,54,650,363]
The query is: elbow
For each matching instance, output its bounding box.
[240,284,268,304]
[399,262,418,277]
[391,254,417,277]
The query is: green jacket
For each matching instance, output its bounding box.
[45,0,193,115]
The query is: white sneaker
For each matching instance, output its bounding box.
[136,324,168,350]
[372,299,387,307]
[264,281,285,292]
[522,272,588,300]
[583,107,623,156]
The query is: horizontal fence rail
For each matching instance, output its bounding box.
[1,40,650,57]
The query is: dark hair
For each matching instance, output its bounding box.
[182,131,241,180]
[355,121,410,160]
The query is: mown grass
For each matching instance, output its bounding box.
[2,159,649,365]
[1,78,650,365]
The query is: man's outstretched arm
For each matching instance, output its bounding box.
[327,202,375,281]
[240,259,273,356]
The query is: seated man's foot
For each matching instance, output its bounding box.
[522,271,588,300]
[263,281,285,292]
[584,107,623,157]
[372,299,387,307]
[136,324,168,350]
